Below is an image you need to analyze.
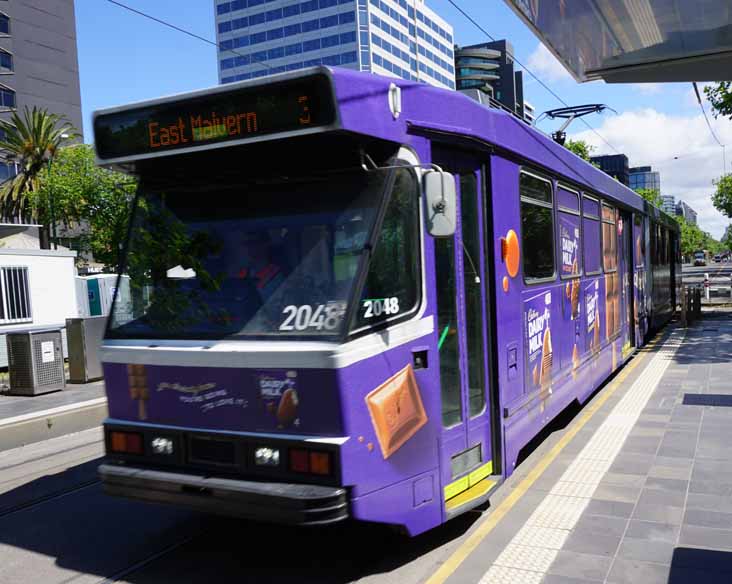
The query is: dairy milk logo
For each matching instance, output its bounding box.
[527,305,550,355]
[258,371,297,398]
[561,225,578,272]
[586,280,600,332]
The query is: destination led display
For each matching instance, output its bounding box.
[94,74,336,160]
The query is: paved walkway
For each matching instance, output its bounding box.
[0,379,106,452]
[0,381,105,422]
[436,310,732,584]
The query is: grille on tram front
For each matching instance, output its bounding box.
[188,436,236,466]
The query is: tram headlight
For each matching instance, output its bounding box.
[151,437,174,456]
[254,446,281,467]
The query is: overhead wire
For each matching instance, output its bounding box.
[443,0,621,155]
[105,0,272,72]
[109,0,624,156]
[693,82,726,173]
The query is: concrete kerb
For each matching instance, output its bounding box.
[0,398,107,453]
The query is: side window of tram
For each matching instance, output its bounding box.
[602,203,620,338]
[520,172,554,281]
[352,167,420,330]
[582,196,601,275]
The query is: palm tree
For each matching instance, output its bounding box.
[0,106,76,243]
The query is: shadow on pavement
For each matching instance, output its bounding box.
[669,547,732,584]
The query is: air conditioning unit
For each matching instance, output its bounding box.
[7,329,66,395]
[66,316,105,383]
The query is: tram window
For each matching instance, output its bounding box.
[557,186,581,279]
[582,196,601,275]
[352,167,420,331]
[634,215,644,268]
[520,172,554,281]
[602,203,617,273]
[460,173,485,417]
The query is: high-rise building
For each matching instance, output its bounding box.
[454,40,532,122]
[590,154,630,186]
[675,200,698,225]
[660,194,675,215]
[629,166,661,192]
[215,0,455,90]
[0,2,83,181]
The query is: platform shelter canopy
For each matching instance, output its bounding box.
[503,0,732,83]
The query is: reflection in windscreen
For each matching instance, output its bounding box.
[108,171,389,338]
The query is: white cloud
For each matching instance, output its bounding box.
[569,108,732,238]
[525,43,573,83]
[632,83,662,96]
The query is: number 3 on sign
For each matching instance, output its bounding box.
[363,297,399,318]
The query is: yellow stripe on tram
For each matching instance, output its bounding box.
[444,460,494,502]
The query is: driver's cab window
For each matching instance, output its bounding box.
[351,167,421,332]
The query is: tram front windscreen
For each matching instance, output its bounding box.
[108,170,392,339]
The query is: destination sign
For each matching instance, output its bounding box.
[94,73,336,160]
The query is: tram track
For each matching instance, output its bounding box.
[94,531,204,584]
[0,478,101,520]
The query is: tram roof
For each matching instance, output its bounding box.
[329,67,667,220]
[501,0,732,83]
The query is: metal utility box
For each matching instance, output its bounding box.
[7,329,66,395]
[66,316,106,383]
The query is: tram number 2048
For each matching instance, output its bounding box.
[279,304,342,331]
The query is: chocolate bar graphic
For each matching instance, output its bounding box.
[127,363,149,420]
[365,364,428,459]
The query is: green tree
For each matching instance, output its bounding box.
[0,107,76,242]
[712,173,732,219]
[564,139,594,161]
[704,82,732,119]
[634,188,664,208]
[33,144,137,272]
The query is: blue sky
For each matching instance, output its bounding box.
[76,0,732,237]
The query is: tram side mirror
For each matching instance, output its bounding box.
[423,170,456,238]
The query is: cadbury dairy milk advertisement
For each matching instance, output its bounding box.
[104,363,343,434]
[585,280,601,354]
[524,290,553,398]
[559,214,581,322]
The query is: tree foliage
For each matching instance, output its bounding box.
[712,173,732,219]
[634,188,663,208]
[677,215,724,258]
[564,139,594,161]
[705,82,732,119]
[32,144,137,272]
[0,106,76,224]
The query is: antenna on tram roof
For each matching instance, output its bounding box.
[535,104,616,146]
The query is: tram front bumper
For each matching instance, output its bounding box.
[99,463,349,526]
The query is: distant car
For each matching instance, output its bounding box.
[694,252,707,266]
[714,254,722,262]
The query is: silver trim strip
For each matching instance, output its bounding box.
[106,417,350,445]
[101,315,434,369]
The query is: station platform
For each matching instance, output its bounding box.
[431,310,732,584]
[0,380,107,453]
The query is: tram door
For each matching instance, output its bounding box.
[432,150,495,509]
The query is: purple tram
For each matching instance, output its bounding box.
[94,67,680,536]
